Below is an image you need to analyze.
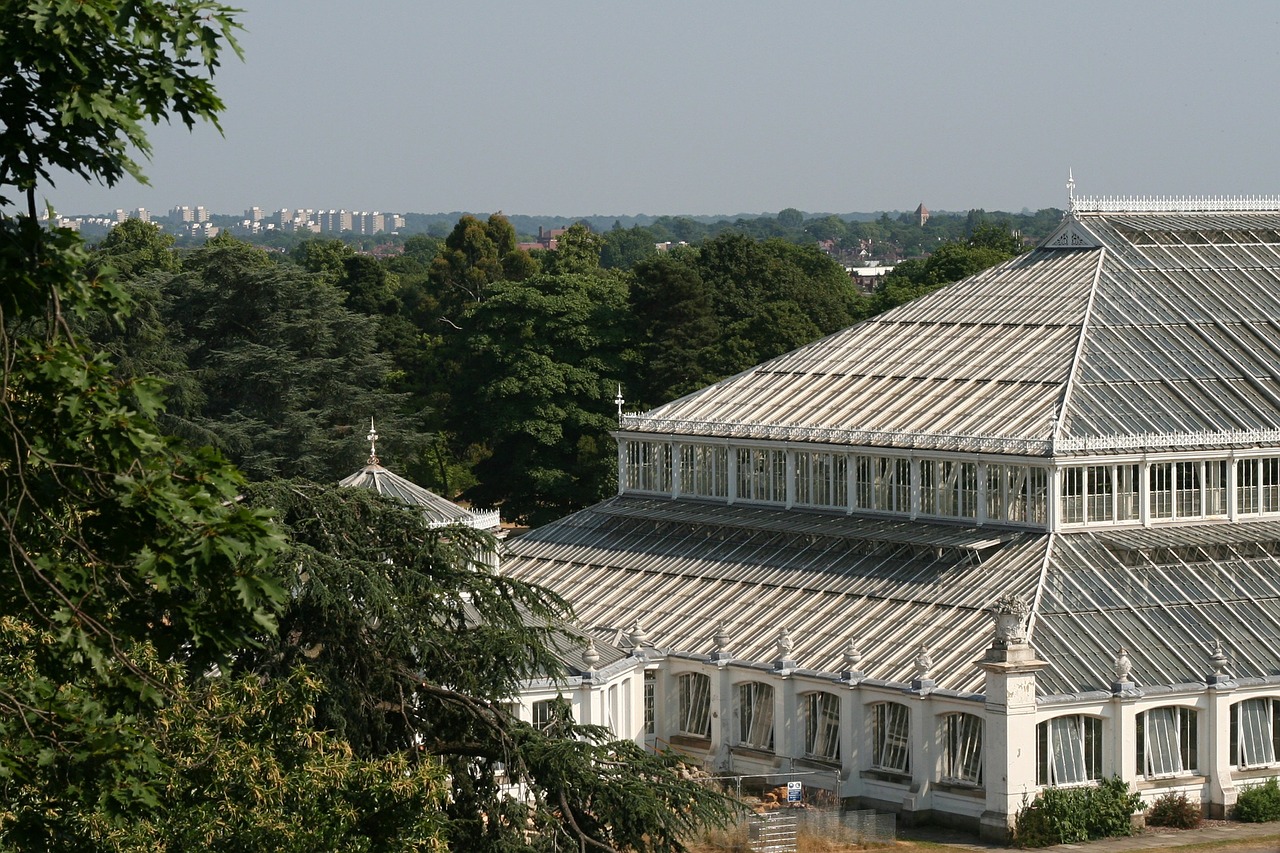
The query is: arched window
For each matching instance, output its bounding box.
[870,701,910,773]
[677,672,711,738]
[1231,697,1280,768]
[1137,706,1197,777]
[737,681,775,751]
[803,691,840,761]
[941,712,983,786]
[1037,715,1102,785]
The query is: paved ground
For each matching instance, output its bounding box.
[899,821,1280,851]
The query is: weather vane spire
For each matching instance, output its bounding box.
[1067,168,1076,212]
[614,384,625,425]
[367,417,380,466]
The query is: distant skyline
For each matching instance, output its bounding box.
[43,0,1280,218]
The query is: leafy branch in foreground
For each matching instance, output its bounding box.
[239,481,740,852]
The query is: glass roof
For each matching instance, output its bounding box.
[504,497,1280,697]
[626,208,1280,456]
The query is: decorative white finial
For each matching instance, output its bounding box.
[915,644,934,679]
[629,618,649,650]
[1067,168,1076,211]
[1114,647,1132,682]
[583,637,600,669]
[1209,640,1231,677]
[776,627,793,658]
[713,622,730,651]
[614,384,624,425]
[842,639,862,669]
[366,417,380,466]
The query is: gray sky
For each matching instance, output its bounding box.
[45,0,1280,218]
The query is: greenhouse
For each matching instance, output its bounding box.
[503,192,1280,836]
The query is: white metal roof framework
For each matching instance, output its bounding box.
[504,196,1280,697]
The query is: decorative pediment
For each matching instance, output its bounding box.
[1042,215,1101,249]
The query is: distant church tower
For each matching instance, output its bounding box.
[915,202,930,227]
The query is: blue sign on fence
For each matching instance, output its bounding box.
[786,781,802,803]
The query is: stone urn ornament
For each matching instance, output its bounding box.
[989,592,1031,646]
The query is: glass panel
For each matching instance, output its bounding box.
[1117,464,1140,521]
[738,682,774,751]
[678,673,711,737]
[943,713,983,785]
[1175,461,1201,518]
[1062,467,1085,524]
[1087,465,1113,523]
[1238,698,1272,767]
[1143,707,1182,776]
[1150,463,1173,520]
[1049,715,1085,784]
[804,692,840,760]
[1239,458,1260,515]
[873,702,911,773]
[1205,461,1227,517]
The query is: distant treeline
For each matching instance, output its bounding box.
[202,206,1065,263]
[87,211,1033,525]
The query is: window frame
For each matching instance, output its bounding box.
[802,691,841,762]
[1136,705,1198,779]
[870,701,911,774]
[1036,714,1103,786]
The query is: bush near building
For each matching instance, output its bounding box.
[1014,777,1143,847]
[1237,778,1280,823]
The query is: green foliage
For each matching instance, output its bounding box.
[89,219,179,278]
[0,625,447,851]
[1145,791,1202,829]
[629,233,866,407]
[449,271,631,523]
[1014,778,1142,847]
[162,238,406,480]
[0,0,241,207]
[234,481,739,851]
[1237,777,1280,822]
[872,235,1018,314]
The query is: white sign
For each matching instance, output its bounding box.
[786,781,802,803]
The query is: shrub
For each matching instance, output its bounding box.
[1014,778,1143,847]
[1237,777,1280,823]
[1146,791,1202,829]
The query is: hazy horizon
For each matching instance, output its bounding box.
[42,0,1280,219]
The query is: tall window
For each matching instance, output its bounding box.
[803,692,841,761]
[1062,467,1085,523]
[854,455,874,509]
[532,699,557,732]
[986,464,1004,522]
[871,702,911,774]
[941,712,983,786]
[737,682,775,751]
[1137,706,1197,777]
[643,670,655,736]
[736,449,785,504]
[677,672,711,738]
[1037,715,1102,785]
[873,457,911,513]
[1086,465,1113,522]
[1205,460,1227,517]
[1266,458,1280,513]
[1116,464,1140,521]
[626,440,671,494]
[1231,697,1280,768]
[1239,458,1260,515]
[1150,463,1173,520]
[1175,461,1201,517]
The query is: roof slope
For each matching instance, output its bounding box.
[504,496,1044,694]
[627,207,1280,455]
[339,464,476,525]
[504,497,1280,695]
